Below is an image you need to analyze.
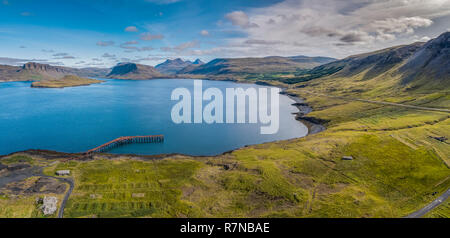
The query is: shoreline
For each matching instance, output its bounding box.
[0,78,325,158]
[279,90,326,135]
[30,81,104,89]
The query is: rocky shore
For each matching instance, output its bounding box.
[280,90,326,135]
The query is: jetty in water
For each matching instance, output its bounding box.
[86,135,164,154]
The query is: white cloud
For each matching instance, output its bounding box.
[120,45,154,52]
[0,57,44,65]
[96,40,115,47]
[225,11,259,28]
[418,36,431,42]
[339,31,374,44]
[119,41,153,52]
[369,17,433,41]
[53,52,76,59]
[102,53,116,58]
[215,0,450,58]
[244,39,284,45]
[200,30,209,36]
[124,26,139,32]
[161,41,199,54]
[140,33,164,41]
[123,40,139,45]
[145,0,182,4]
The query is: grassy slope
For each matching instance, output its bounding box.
[26,106,446,218]
[59,59,449,217]
[1,59,449,218]
[425,199,450,218]
[0,155,68,218]
[31,88,448,217]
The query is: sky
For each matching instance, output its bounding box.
[0,0,449,68]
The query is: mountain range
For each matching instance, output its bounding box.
[106,62,164,80]
[0,55,337,82]
[0,32,448,90]
[0,62,109,82]
[155,58,204,75]
[294,31,449,96]
[178,56,336,76]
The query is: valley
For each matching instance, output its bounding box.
[0,32,449,218]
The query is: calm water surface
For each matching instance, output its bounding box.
[0,79,307,156]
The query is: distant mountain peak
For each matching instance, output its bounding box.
[179,55,336,75]
[22,62,66,72]
[107,62,163,80]
[155,58,199,74]
[0,62,108,82]
[193,59,204,65]
[304,31,450,90]
[399,31,450,85]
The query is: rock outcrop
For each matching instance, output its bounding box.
[107,62,165,80]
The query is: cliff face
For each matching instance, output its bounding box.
[107,63,165,80]
[399,32,450,86]
[108,63,139,76]
[20,62,71,79]
[0,62,109,83]
[317,42,425,80]
[21,62,109,78]
[22,62,70,73]
[312,32,449,90]
[296,32,450,94]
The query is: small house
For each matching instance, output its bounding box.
[342,156,354,161]
[56,170,70,176]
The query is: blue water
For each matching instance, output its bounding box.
[0,79,307,156]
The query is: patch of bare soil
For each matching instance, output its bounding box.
[0,163,40,188]
[283,169,315,190]
[182,186,196,198]
[247,191,297,217]
[315,183,348,195]
[1,176,66,196]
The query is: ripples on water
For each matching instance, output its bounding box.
[0,79,307,156]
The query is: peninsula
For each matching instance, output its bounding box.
[31,75,103,88]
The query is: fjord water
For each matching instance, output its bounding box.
[0,79,307,156]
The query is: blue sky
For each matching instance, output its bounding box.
[1,0,449,67]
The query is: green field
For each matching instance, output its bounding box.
[1,51,449,217]
[25,98,447,218]
[425,200,450,218]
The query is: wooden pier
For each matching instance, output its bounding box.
[86,135,164,154]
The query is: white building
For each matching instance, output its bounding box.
[56,170,70,176]
[42,196,58,215]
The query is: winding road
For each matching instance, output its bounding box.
[57,177,74,218]
[406,188,450,218]
[34,169,74,218]
[298,90,450,217]
[39,175,74,218]
[299,90,450,113]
